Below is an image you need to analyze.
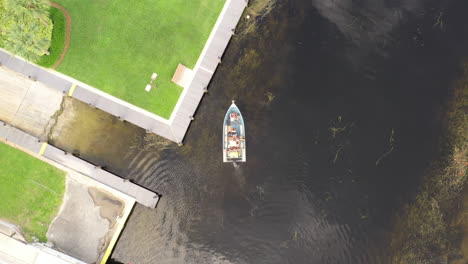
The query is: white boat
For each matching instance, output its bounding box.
[223,100,246,162]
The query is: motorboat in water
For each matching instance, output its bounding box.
[223,100,246,162]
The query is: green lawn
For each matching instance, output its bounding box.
[54,0,225,119]
[0,142,65,242]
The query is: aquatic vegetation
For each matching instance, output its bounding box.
[358,208,369,220]
[238,0,277,35]
[390,63,468,263]
[328,116,354,165]
[329,116,353,139]
[324,191,333,201]
[141,133,171,151]
[265,91,275,103]
[433,11,445,30]
[329,127,348,139]
[332,146,343,164]
[279,230,299,248]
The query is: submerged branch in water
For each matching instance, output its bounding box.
[433,11,445,30]
[333,147,342,164]
[329,116,354,139]
[375,147,393,166]
[375,128,396,166]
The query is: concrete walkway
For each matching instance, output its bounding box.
[0,233,86,264]
[0,220,26,243]
[0,0,247,143]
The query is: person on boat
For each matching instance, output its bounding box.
[228,127,236,137]
[229,128,236,137]
[230,113,237,121]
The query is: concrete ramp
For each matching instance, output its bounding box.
[0,66,63,139]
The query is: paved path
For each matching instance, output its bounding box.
[0,0,246,143]
[0,121,159,208]
[0,50,72,94]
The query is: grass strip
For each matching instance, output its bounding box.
[0,142,65,242]
[38,6,66,68]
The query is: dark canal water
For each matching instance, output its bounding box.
[50,0,468,263]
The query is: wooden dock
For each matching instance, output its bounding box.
[169,0,247,142]
[0,0,247,143]
[0,121,159,208]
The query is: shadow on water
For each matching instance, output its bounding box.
[47,0,468,263]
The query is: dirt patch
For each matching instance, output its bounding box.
[88,187,125,262]
[89,187,124,229]
[47,174,109,263]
